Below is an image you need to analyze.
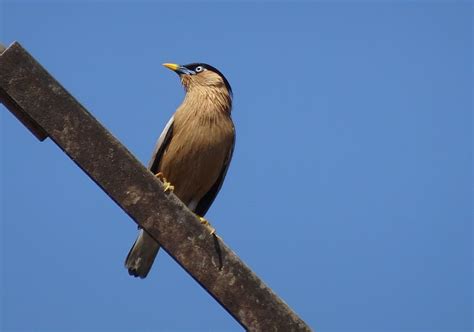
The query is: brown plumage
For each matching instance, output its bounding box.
[125,63,235,278]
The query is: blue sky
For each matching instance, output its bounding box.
[1,1,472,331]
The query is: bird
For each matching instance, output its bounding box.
[125,62,235,278]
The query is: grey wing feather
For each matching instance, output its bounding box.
[148,115,174,173]
[128,117,173,258]
[194,132,235,217]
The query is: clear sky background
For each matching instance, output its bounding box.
[0,1,472,331]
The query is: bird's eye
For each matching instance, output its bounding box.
[195,66,204,73]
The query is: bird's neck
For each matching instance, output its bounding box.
[182,86,232,115]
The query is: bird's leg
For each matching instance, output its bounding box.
[198,216,217,236]
[155,172,165,181]
[155,172,174,193]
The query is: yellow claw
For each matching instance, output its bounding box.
[163,182,174,192]
[155,172,174,193]
[199,216,216,235]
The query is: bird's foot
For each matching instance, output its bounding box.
[155,172,174,193]
[199,216,217,236]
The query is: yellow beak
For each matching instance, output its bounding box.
[162,63,180,71]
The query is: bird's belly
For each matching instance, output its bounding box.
[158,119,233,207]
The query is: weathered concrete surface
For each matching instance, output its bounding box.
[0,42,312,332]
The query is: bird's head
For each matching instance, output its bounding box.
[162,63,232,98]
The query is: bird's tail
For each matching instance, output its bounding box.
[125,229,160,278]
